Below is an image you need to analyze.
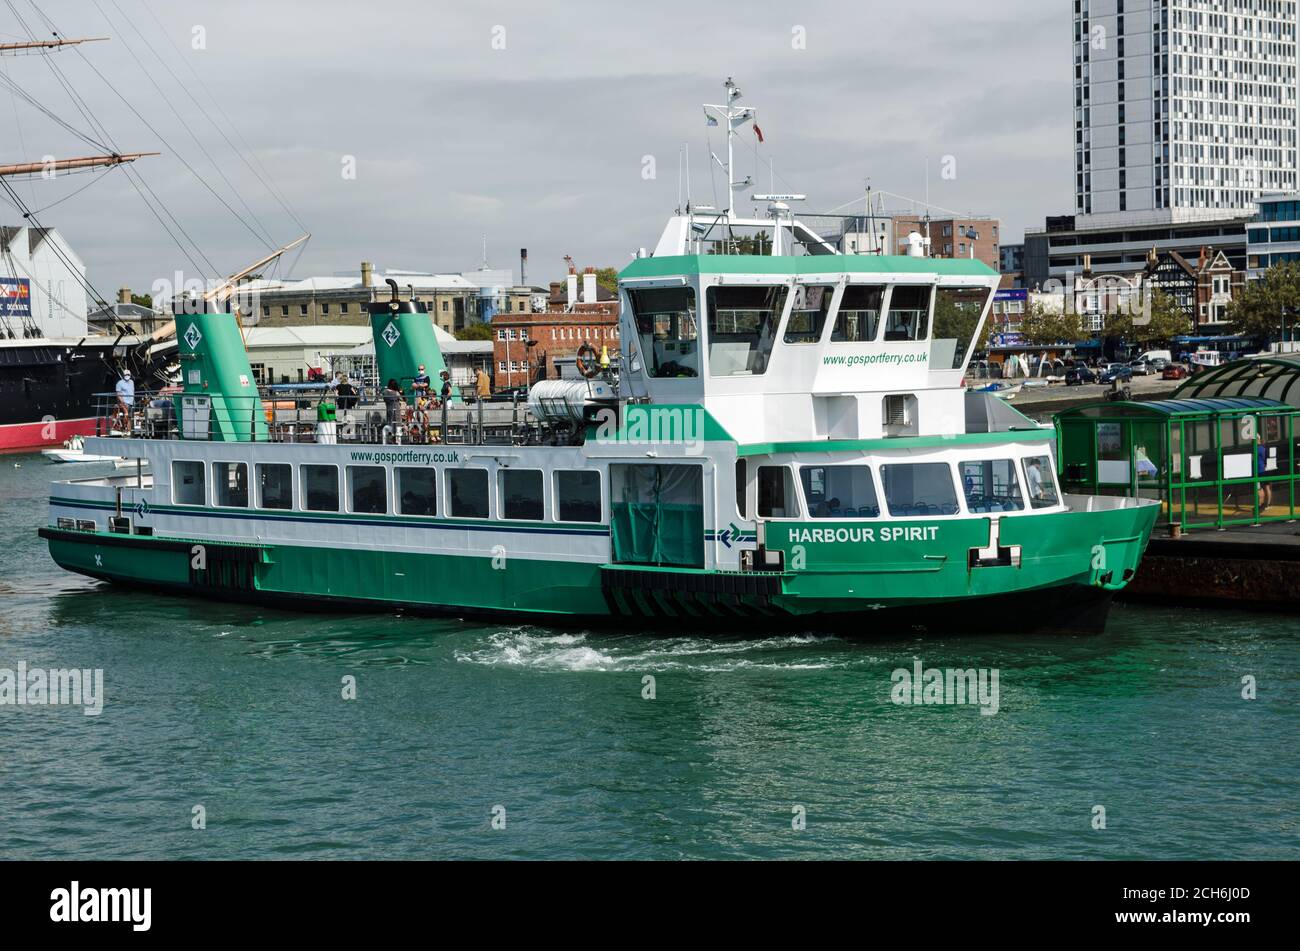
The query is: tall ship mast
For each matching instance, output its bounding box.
[38,81,1160,634]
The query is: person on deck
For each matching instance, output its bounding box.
[412,365,431,399]
[114,370,135,430]
[475,366,491,401]
[382,379,404,428]
[439,369,453,403]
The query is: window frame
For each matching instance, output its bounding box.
[499,467,546,522]
[446,467,491,520]
[395,466,438,517]
[171,459,207,507]
[212,461,250,509]
[346,464,388,515]
[300,463,341,513]
[256,462,294,511]
[554,469,603,523]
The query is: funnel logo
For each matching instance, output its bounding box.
[183,323,202,350]
[382,321,401,348]
[134,497,150,520]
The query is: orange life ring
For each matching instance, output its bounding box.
[576,342,600,378]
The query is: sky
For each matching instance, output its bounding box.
[1,0,1074,300]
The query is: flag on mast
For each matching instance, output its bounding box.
[753,123,764,143]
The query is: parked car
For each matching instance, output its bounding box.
[1129,359,1155,376]
[1162,364,1189,380]
[1065,365,1098,385]
[1149,357,1171,372]
[1100,363,1134,383]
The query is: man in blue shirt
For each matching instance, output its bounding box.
[114,370,135,428]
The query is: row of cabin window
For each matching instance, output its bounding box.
[170,460,603,523]
[739,457,1059,520]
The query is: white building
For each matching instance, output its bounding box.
[1074,0,1299,224]
[1247,191,1300,279]
[0,224,88,338]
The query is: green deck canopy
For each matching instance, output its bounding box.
[1173,354,1300,405]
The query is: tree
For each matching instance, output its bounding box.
[594,267,619,294]
[1227,260,1300,341]
[1105,287,1190,345]
[130,292,153,309]
[933,291,992,356]
[455,322,493,341]
[1020,302,1084,346]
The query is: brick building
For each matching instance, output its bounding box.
[490,267,620,388]
[892,215,1001,271]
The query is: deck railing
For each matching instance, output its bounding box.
[92,388,541,447]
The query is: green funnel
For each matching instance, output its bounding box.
[176,309,267,442]
[368,282,446,404]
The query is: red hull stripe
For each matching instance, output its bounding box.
[0,416,98,451]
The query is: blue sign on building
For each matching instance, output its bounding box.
[0,277,32,319]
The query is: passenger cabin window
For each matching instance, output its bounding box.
[628,286,699,378]
[708,285,788,376]
[501,469,544,520]
[301,464,340,512]
[735,459,748,519]
[880,463,959,516]
[757,465,800,518]
[800,465,880,518]
[555,470,601,522]
[213,462,248,507]
[883,286,932,341]
[172,460,205,506]
[396,467,437,516]
[831,285,885,342]
[257,463,292,510]
[785,285,834,343]
[931,286,992,369]
[959,459,1024,513]
[1024,456,1060,509]
[448,468,490,518]
[348,465,387,514]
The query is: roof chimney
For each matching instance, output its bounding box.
[361,261,374,288]
[520,248,528,286]
[118,286,132,305]
[566,267,578,309]
[583,266,597,304]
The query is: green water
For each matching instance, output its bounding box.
[2,454,1296,860]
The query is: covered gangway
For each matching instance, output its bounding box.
[1175,353,1300,405]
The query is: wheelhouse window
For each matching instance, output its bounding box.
[301,464,339,512]
[447,468,490,519]
[880,462,959,516]
[757,465,800,518]
[800,465,880,518]
[213,462,249,507]
[1024,456,1060,509]
[784,285,834,344]
[830,285,885,342]
[628,286,699,378]
[347,465,387,514]
[500,469,544,521]
[883,286,932,341]
[931,286,992,369]
[257,463,293,510]
[172,460,205,506]
[555,470,601,522]
[735,459,748,519]
[707,284,788,376]
[396,467,437,516]
[959,459,1025,513]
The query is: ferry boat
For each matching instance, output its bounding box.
[38,84,1159,634]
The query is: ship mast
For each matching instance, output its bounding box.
[150,233,311,343]
[0,153,160,177]
[702,77,755,223]
[0,36,109,55]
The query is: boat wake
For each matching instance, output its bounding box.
[454,628,852,673]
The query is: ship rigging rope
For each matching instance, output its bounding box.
[137,0,308,236]
[97,0,278,252]
[5,0,221,280]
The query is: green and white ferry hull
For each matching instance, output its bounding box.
[40,84,1158,634]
